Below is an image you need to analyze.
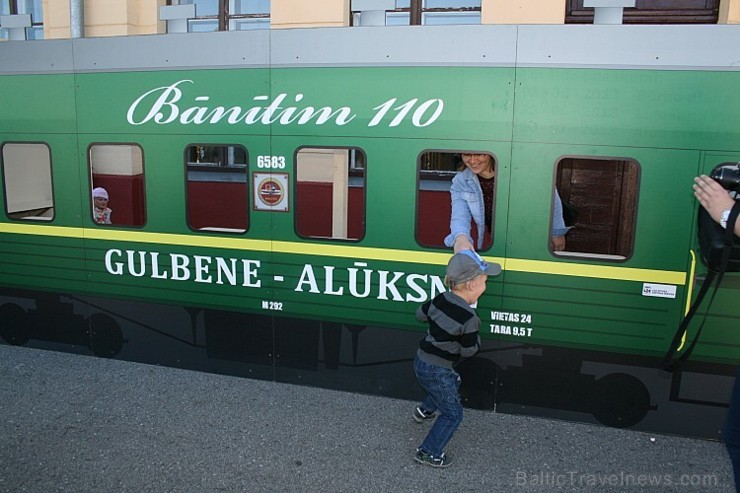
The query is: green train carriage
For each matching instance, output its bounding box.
[0,24,738,437]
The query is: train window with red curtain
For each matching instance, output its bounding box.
[295,147,365,241]
[555,156,640,260]
[416,150,494,250]
[88,144,146,227]
[1,142,55,221]
[185,144,248,233]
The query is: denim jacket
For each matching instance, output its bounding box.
[444,168,570,249]
[444,168,486,249]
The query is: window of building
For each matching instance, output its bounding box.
[555,157,639,260]
[383,0,481,26]
[416,151,494,250]
[88,144,146,227]
[1,142,54,221]
[186,144,249,233]
[172,0,270,32]
[295,147,365,241]
[0,0,44,40]
[565,0,720,24]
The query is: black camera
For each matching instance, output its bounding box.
[710,163,740,193]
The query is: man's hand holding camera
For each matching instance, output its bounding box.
[694,174,740,237]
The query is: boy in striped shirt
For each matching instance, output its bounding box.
[412,249,501,468]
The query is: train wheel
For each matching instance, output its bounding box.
[0,303,31,346]
[591,373,651,428]
[89,313,124,358]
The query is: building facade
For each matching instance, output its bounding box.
[0,0,738,41]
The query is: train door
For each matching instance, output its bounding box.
[261,52,515,395]
[655,151,740,436]
[489,142,702,429]
[263,134,416,393]
[0,134,93,354]
[414,145,512,411]
[0,50,96,354]
[686,152,740,360]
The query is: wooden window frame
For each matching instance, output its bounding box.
[354,0,481,26]
[168,0,269,31]
[555,156,640,261]
[565,0,720,24]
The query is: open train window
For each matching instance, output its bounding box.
[416,150,495,250]
[295,147,365,241]
[1,142,54,221]
[185,144,248,233]
[555,156,639,260]
[88,144,146,227]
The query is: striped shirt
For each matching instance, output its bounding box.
[416,290,481,369]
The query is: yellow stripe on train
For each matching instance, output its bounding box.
[0,222,686,285]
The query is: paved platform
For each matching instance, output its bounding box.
[0,345,734,492]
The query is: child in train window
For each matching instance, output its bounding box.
[92,187,112,224]
[88,144,146,227]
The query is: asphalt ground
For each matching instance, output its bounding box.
[0,344,735,492]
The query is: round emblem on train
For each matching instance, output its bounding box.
[257,178,284,206]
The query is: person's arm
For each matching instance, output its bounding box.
[453,234,474,253]
[416,301,430,322]
[444,176,475,251]
[694,175,740,237]
[550,189,569,251]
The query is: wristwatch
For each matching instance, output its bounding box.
[720,208,731,229]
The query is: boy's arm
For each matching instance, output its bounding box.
[416,301,431,322]
[458,316,481,359]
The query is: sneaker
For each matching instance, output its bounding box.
[412,406,436,423]
[414,448,451,468]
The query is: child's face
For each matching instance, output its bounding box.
[468,274,488,301]
[94,196,108,209]
[455,274,487,305]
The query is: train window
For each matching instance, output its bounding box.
[185,144,249,233]
[1,143,55,221]
[295,147,365,241]
[555,156,639,260]
[88,144,146,227]
[416,151,495,250]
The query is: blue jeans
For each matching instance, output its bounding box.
[414,354,463,457]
